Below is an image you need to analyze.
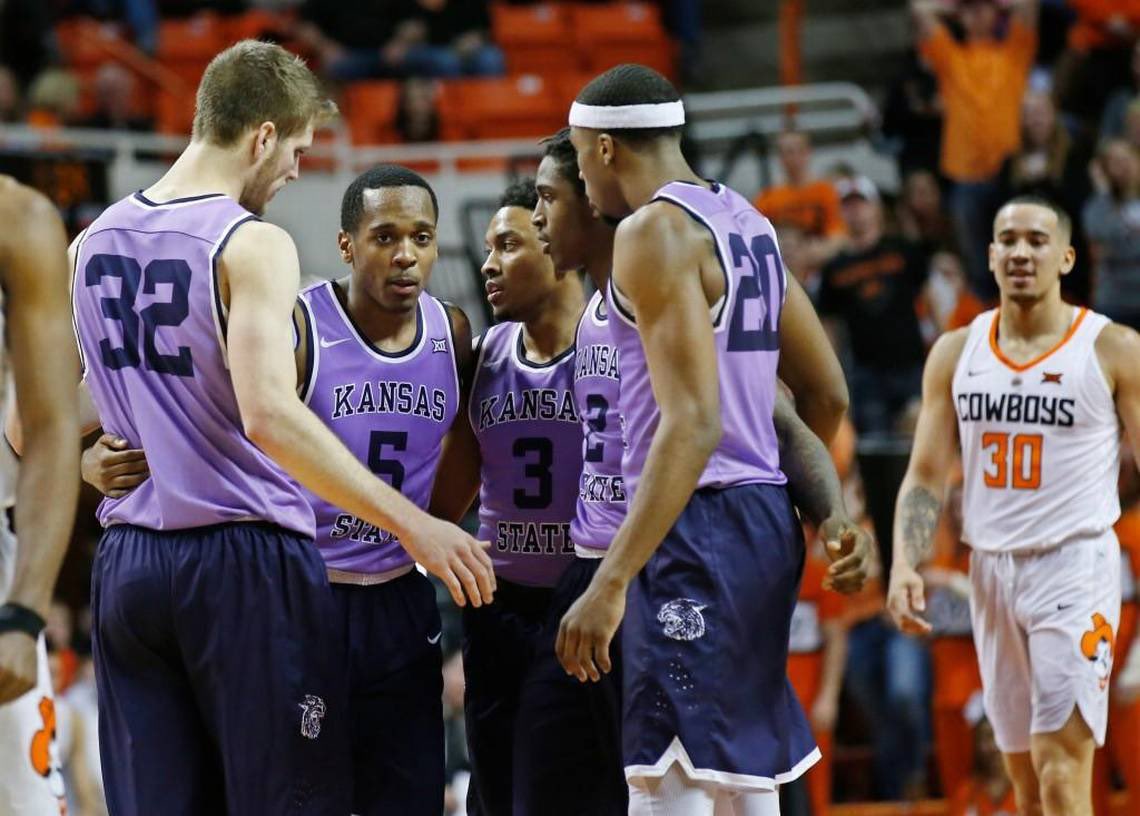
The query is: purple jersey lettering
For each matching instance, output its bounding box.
[300,282,459,574]
[570,291,626,554]
[470,322,582,587]
[73,192,313,534]
[608,180,787,500]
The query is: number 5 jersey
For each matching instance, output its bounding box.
[72,192,313,534]
[953,307,1121,553]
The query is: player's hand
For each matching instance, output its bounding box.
[887,562,932,635]
[402,514,495,608]
[0,631,38,704]
[810,694,839,733]
[82,433,149,498]
[556,578,624,683]
[819,514,872,594]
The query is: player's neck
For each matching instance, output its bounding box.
[145,142,245,203]
[998,292,1072,342]
[338,278,418,349]
[521,281,584,362]
[621,150,702,210]
[583,228,615,293]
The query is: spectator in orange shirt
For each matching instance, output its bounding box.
[911,0,1039,298]
[754,130,847,292]
[1056,0,1140,126]
[948,698,1018,816]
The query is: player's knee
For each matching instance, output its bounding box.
[1034,754,1085,813]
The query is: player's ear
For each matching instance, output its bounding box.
[1059,244,1076,277]
[598,133,615,167]
[251,121,277,161]
[337,230,353,266]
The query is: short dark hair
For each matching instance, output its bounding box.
[498,177,538,211]
[998,194,1072,242]
[574,64,683,145]
[340,164,439,233]
[539,128,586,197]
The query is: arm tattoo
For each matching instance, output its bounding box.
[900,486,941,567]
[777,412,843,526]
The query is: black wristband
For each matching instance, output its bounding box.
[0,603,46,638]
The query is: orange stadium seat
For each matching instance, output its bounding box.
[439,74,565,141]
[155,86,196,135]
[156,13,229,64]
[225,9,289,43]
[55,18,129,70]
[490,2,578,77]
[342,81,402,145]
[569,2,675,79]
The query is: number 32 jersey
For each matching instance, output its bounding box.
[73,192,313,535]
[953,307,1121,553]
[470,322,582,587]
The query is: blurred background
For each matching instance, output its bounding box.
[4,0,1140,813]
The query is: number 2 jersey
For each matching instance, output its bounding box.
[470,321,582,587]
[953,307,1121,553]
[298,281,459,575]
[72,192,313,535]
[608,180,787,500]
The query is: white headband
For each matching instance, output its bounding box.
[568,100,685,129]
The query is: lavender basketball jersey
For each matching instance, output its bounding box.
[299,282,459,574]
[608,180,787,500]
[73,192,312,534]
[470,322,582,587]
[571,291,626,554]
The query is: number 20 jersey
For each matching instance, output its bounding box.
[953,307,1121,553]
[608,180,787,501]
[470,321,582,587]
[73,193,313,535]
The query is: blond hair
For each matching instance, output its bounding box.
[192,40,337,147]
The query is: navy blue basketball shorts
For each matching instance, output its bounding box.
[623,484,820,792]
[512,556,628,816]
[90,523,350,816]
[461,578,551,816]
[332,569,444,816]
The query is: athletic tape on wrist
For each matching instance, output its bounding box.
[0,603,46,638]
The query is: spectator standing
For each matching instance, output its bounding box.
[1100,39,1140,139]
[912,0,1039,298]
[896,168,956,258]
[1083,139,1140,329]
[818,176,928,437]
[1055,0,1140,127]
[393,0,505,78]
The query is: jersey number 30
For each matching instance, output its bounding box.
[982,432,1043,490]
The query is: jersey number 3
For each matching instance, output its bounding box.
[982,432,1043,490]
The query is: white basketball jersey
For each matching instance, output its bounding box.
[0,284,15,601]
[953,307,1121,553]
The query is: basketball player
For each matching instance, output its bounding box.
[83,164,470,815]
[0,178,80,814]
[70,42,492,815]
[887,195,1140,816]
[429,179,587,816]
[556,64,870,814]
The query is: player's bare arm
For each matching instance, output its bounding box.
[557,202,721,682]
[887,327,968,635]
[428,308,481,523]
[1096,322,1140,470]
[777,274,849,445]
[774,389,872,594]
[0,182,80,703]
[222,220,494,607]
[910,0,946,40]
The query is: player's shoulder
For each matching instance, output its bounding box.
[0,176,56,231]
[1094,318,1140,383]
[222,219,296,266]
[615,200,703,263]
[926,327,972,379]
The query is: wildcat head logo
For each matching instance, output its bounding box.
[298,694,326,739]
[658,599,707,641]
[1080,613,1115,691]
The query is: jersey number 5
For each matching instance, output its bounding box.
[982,432,1043,490]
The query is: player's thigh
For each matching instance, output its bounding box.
[1030,708,1096,781]
[628,764,718,816]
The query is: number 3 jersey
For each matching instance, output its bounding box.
[953,307,1121,553]
[470,321,582,587]
[73,192,313,535]
[299,281,460,575]
[608,180,787,500]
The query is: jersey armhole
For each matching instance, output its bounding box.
[296,296,318,405]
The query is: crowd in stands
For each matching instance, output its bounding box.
[10,0,1140,814]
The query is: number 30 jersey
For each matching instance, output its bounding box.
[299,281,460,575]
[470,321,582,587]
[73,192,313,535]
[608,180,788,501]
[953,307,1121,553]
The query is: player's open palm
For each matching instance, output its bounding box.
[0,632,38,704]
[82,433,150,498]
[819,514,873,594]
[557,582,624,683]
[887,563,932,636]
[403,514,495,608]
